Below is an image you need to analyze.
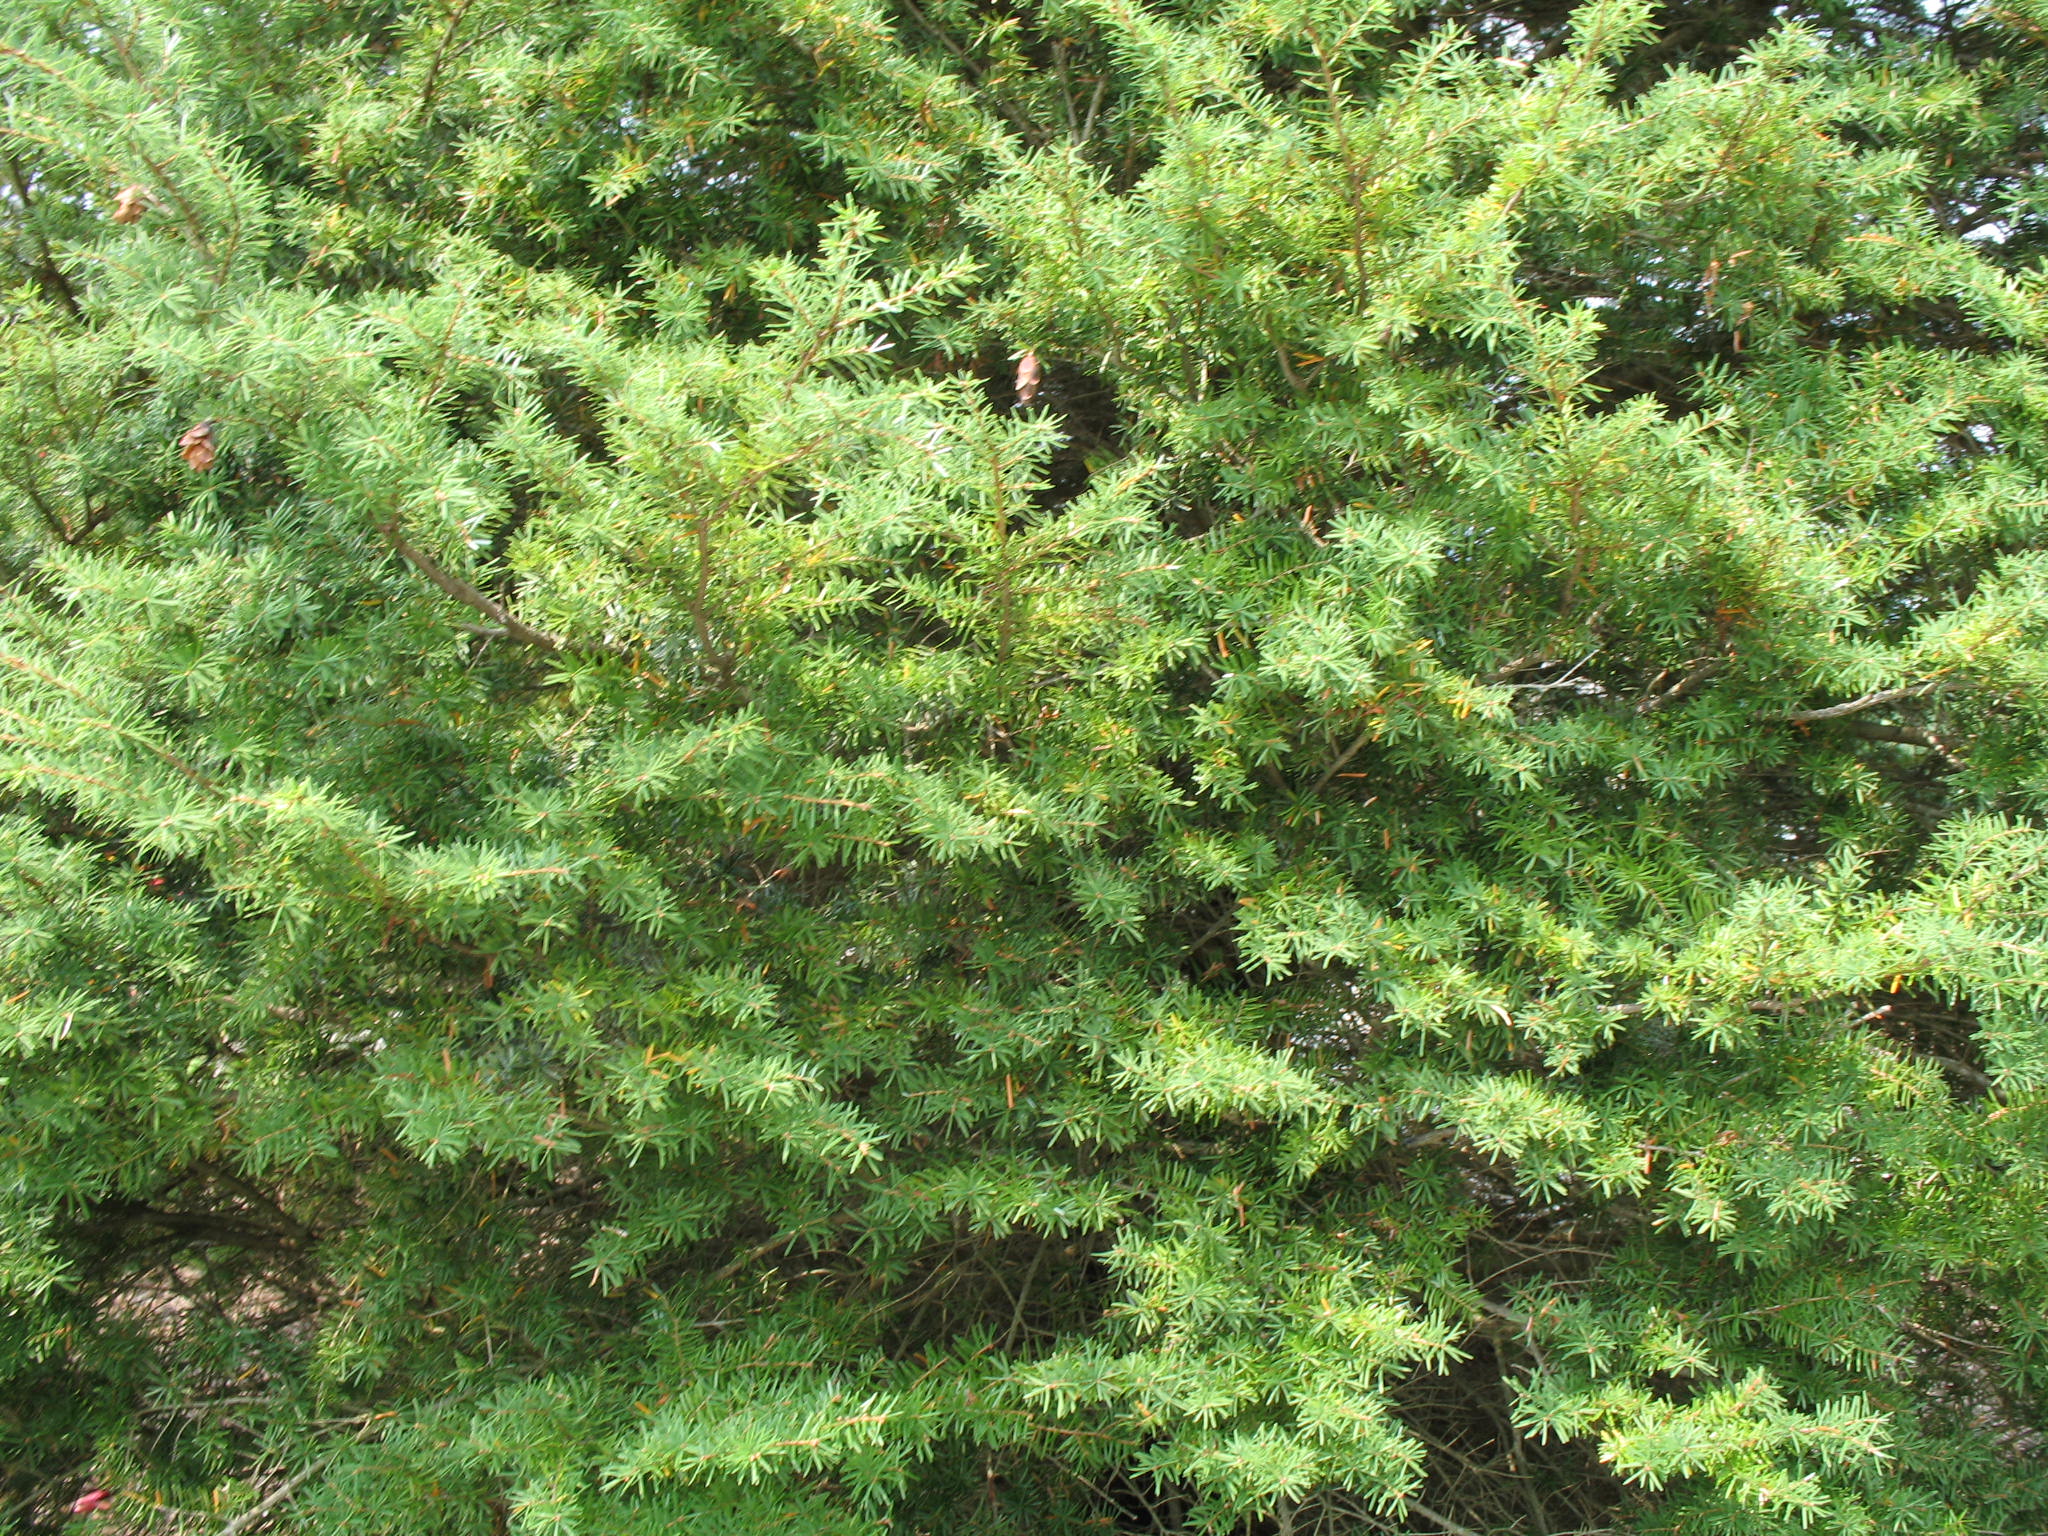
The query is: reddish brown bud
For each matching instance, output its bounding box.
[110,186,149,224]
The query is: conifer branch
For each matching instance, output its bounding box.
[1307,722,1377,796]
[1402,1497,1483,1536]
[1636,657,1719,713]
[1185,902,1242,958]
[4,464,76,541]
[0,656,225,795]
[1840,722,1947,752]
[1,152,82,318]
[1779,683,1943,722]
[410,0,478,126]
[713,1230,801,1281]
[892,0,1042,142]
[375,519,566,653]
[1485,654,1545,682]
[1919,1053,2001,1099]
[217,1462,324,1536]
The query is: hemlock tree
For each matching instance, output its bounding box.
[3,0,2048,1531]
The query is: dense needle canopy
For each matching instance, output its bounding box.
[3,0,2048,1532]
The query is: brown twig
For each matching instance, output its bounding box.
[1778,682,1941,723]
[1307,722,1378,797]
[1403,1496,1484,1536]
[375,519,565,652]
[410,0,478,126]
[1636,657,1718,714]
[217,1462,324,1536]
[2,152,82,317]
[1839,722,1945,751]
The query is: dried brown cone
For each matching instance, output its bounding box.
[177,422,217,472]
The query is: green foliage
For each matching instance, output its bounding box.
[3,0,2048,1532]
